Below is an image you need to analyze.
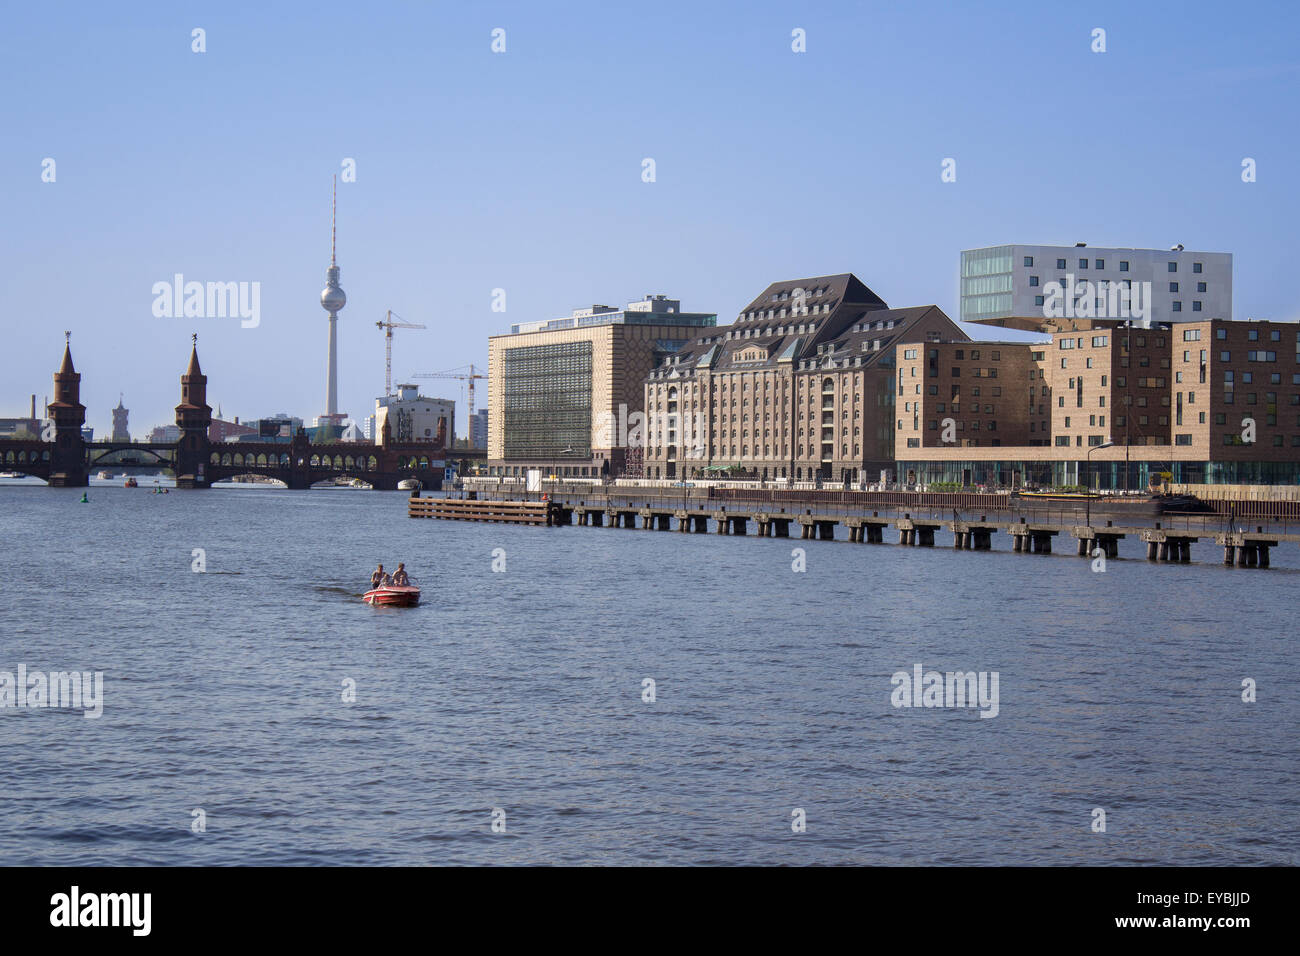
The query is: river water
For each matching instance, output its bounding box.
[1,479,1296,865]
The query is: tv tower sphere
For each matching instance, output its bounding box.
[321,270,347,312]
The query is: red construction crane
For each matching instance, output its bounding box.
[376,310,426,397]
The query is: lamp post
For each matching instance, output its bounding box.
[549,444,574,497]
[1085,440,1115,528]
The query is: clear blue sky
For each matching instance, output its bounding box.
[3,0,1297,435]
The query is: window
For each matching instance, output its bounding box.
[1119,260,1129,272]
[1183,329,1200,341]
[1217,327,1227,340]
[1030,275,1039,287]
[1024,256,1034,266]
[1193,262,1203,274]
[1175,434,1193,446]
[1079,258,1089,269]
[1034,295,1045,307]
[1168,261,1178,272]
[1248,329,1259,341]
[1197,282,1207,293]
[1096,259,1104,269]
[1056,258,1066,269]
[1172,301,1182,312]
[1169,282,1179,293]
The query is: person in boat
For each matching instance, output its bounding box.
[371,564,387,589]
[391,564,410,587]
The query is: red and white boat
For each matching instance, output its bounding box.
[363,584,421,607]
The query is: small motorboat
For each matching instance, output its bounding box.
[124,477,138,488]
[397,478,421,491]
[363,584,421,607]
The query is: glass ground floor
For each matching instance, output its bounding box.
[896,459,1300,489]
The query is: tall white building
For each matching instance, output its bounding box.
[375,384,455,445]
[961,244,1232,331]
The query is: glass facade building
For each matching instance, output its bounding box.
[960,246,1014,322]
[502,341,593,459]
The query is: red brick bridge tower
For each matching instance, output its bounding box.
[174,334,213,488]
[48,331,88,487]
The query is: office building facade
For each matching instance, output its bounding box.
[961,244,1232,331]
[487,294,716,477]
[376,385,455,446]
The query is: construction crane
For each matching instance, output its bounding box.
[413,364,486,436]
[376,310,426,397]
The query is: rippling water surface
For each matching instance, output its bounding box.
[1,481,1296,865]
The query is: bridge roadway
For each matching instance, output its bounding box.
[0,437,452,490]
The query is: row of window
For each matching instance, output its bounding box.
[1036,293,1208,312]
[1027,256,1206,274]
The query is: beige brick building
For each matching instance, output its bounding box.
[487,296,715,477]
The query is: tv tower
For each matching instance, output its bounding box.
[320,175,347,420]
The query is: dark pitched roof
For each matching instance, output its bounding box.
[735,273,886,321]
[797,306,968,371]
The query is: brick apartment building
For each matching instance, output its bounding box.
[893,318,1300,487]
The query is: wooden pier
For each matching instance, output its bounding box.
[408,496,560,525]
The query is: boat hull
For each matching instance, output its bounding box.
[363,585,420,607]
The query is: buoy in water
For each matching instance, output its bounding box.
[79,493,89,503]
